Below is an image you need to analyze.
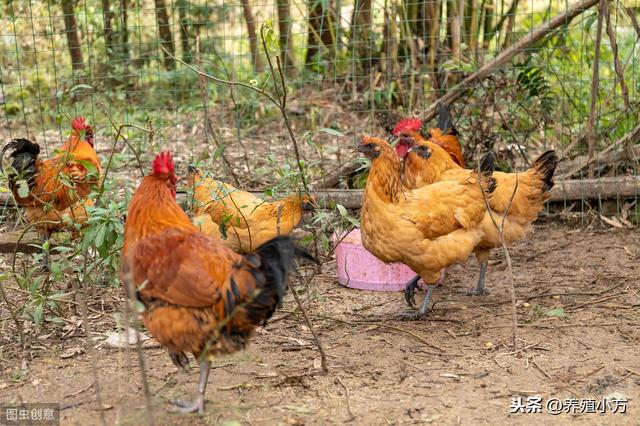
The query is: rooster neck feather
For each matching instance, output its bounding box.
[123,175,196,254]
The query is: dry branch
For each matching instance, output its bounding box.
[421,0,605,123]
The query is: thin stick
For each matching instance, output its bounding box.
[477,157,519,349]
[162,47,280,106]
[585,0,605,178]
[259,24,309,193]
[336,377,355,421]
[603,2,630,109]
[71,255,107,425]
[287,280,329,372]
[122,270,154,424]
[420,0,604,123]
[194,36,241,186]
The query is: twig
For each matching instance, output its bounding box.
[71,255,107,425]
[194,36,241,186]
[530,358,552,379]
[477,156,519,349]
[293,312,447,353]
[63,381,95,398]
[603,2,630,109]
[336,377,355,421]
[122,269,154,424]
[624,7,640,38]
[259,24,309,193]
[162,47,280,107]
[0,270,24,352]
[287,281,328,373]
[585,0,605,178]
[101,107,146,178]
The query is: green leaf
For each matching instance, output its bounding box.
[69,84,93,93]
[545,308,567,318]
[317,127,344,137]
[16,180,29,198]
[95,224,107,248]
[33,303,43,324]
[336,203,348,218]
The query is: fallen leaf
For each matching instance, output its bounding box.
[104,328,150,348]
[313,358,322,370]
[60,347,84,359]
[440,372,460,380]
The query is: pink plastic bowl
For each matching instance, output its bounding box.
[334,229,423,291]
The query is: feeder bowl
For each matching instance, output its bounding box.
[334,229,424,291]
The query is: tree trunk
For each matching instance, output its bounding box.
[352,0,373,73]
[154,0,175,70]
[306,0,337,67]
[276,0,296,76]
[177,0,192,63]
[101,0,117,86]
[121,0,129,63]
[241,0,261,72]
[482,0,494,50]
[61,0,84,71]
[101,0,117,59]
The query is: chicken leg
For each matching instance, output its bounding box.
[400,285,435,319]
[468,249,490,295]
[467,259,488,295]
[404,271,445,308]
[170,358,210,414]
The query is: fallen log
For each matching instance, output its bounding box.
[1,176,639,211]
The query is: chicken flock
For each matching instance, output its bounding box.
[1,108,558,413]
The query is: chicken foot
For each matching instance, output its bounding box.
[400,285,434,319]
[404,271,445,308]
[170,358,210,414]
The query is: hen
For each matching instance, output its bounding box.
[357,136,497,317]
[121,152,309,413]
[187,166,313,252]
[1,117,100,263]
[398,127,558,295]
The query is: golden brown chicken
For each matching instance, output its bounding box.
[1,117,101,265]
[187,167,314,252]
[402,138,558,295]
[121,152,310,413]
[357,136,497,317]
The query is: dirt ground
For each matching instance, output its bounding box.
[1,221,639,425]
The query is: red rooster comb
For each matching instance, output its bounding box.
[71,116,94,145]
[392,118,422,136]
[153,151,175,175]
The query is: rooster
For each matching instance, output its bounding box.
[1,117,100,264]
[187,166,314,252]
[399,130,558,296]
[121,152,311,413]
[392,103,465,172]
[357,137,497,318]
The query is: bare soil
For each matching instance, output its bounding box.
[1,222,639,425]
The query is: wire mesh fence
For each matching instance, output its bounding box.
[0,0,638,216]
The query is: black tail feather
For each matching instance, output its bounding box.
[478,151,497,194]
[1,138,40,187]
[243,236,315,325]
[436,103,457,135]
[532,150,558,192]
